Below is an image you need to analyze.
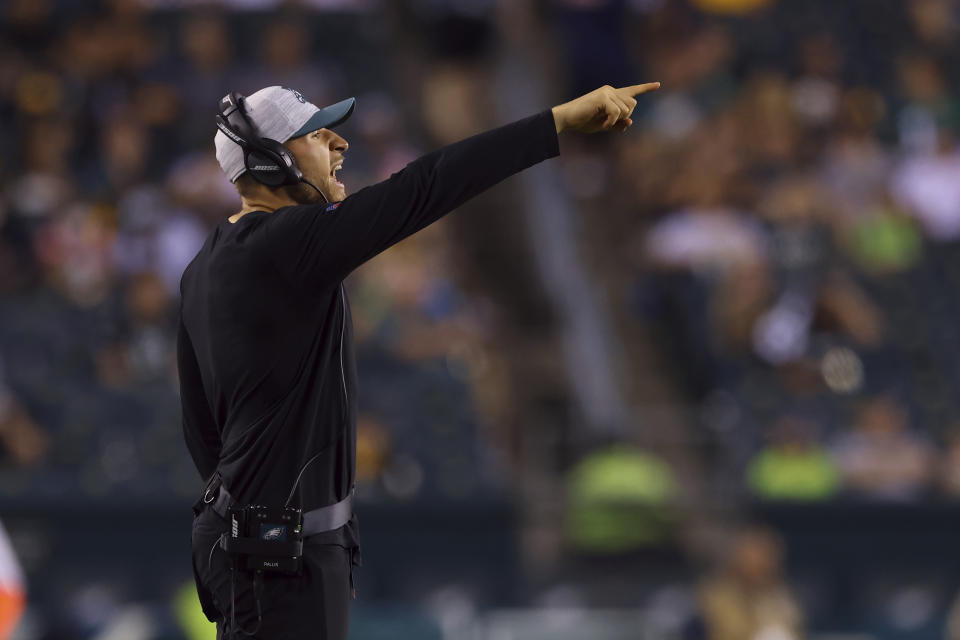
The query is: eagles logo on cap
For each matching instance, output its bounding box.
[285,87,306,104]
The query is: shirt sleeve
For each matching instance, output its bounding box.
[177,315,221,480]
[264,108,560,288]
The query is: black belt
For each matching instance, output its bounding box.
[202,477,354,536]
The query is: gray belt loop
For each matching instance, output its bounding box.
[302,490,354,536]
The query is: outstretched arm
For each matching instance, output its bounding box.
[269,82,661,289]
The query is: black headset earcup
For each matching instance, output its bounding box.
[244,149,286,187]
[246,138,303,187]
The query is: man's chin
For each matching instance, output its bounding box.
[330,180,347,202]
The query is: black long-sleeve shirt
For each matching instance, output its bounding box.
[177,108,560,547]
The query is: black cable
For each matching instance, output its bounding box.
[253,572,264,633]
[302,178,328,203]
[208,534,223,570]
[284,449,325,507]
[230,564,235,635]
[284,283,350,509]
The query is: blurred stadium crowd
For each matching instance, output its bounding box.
[2,0,960,638]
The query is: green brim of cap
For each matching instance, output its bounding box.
[289,97,356,139]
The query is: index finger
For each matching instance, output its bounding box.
[617,82,661,97]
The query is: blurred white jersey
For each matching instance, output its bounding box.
[0,519,25,639]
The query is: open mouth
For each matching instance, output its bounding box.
[331,162,344,188]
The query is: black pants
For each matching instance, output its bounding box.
[191,506,353,640]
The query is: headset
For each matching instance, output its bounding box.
[215,92,326,201]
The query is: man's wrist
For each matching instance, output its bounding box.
[551,105,565,133]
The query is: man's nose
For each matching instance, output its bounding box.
[331,134,348,152]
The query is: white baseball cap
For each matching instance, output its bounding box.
[214,86,355,183]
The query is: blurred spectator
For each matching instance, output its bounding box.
[905,1,960,126]
[735,73,802,175]
[111,186,206,295]
[351,92,421,183]
[0,519,25,640]
[937,425,960,497]
[790,33,844,133]
[842,199,922,275]
[0,357,47,468]
[893,52,958,156]
[817,88,890,221]
[166,152,245,226]
[176,11,235,139]
[830,396,935,500]
[945,585,960,640]
[690,0,774,15]
[907,0,959,53]
[355,412,391,490]
[99,115,150,191]
[564,444,676,553]
[890,129,960,242]
[172,579,215,640]
[747,415,840,501]
[749,271,884,367]
[0,397,48,469]
[350,226,483,363]
[33,202,116,308]
[97,271,176,387]
[645,25,737,141]
[420,62,489,144]
[696,526,803,640]
[644,208,768,275]
[247,18,337,107]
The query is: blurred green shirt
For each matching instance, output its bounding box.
[566,446,676,552]
[747,447,840,500]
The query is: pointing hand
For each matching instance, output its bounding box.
[551,83,661,134]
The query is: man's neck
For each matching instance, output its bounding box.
[230,193,298,223]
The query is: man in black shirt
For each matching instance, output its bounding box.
[180,81,659,639]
